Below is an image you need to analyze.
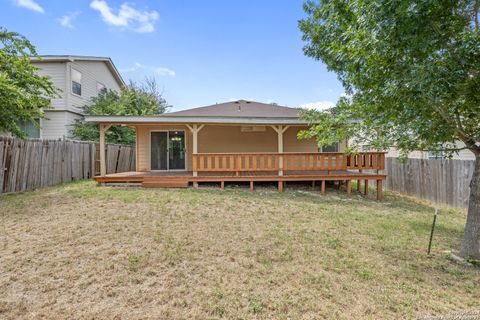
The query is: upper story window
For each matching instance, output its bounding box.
[96,82,106,95]
[71,68,82,96]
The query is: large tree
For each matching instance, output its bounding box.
[299,0,480,258]
[0,28,58,138]
[71,78,170,145]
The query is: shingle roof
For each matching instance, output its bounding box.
[164,100,300,118]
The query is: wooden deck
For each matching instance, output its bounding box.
[94,169,386,200]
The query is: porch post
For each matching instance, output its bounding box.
[192,124,198,177]
[271,125,289,176]
[99,123,111,177]
[278,125,284,176]
[186,124,205,179]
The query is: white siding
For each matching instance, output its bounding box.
[65,112,82,138]
[67,61,122,114]
[41,111,68,139]
[31,59,123,139]
[31,62,67,110]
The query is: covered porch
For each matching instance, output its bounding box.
[94,147,387,200]
[87,100,387,200]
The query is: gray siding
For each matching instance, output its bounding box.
[31,59,122,139]
[67,61,122,114]
[31,62,67,110]
[41,111,67,139]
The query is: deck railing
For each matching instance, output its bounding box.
[192,152,385,173]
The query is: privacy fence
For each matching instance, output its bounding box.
[384,157,474,209]
[0,136,135,194]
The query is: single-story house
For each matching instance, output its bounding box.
[86,100,386,199]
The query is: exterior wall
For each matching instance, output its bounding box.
[67,61,122,114]
[136,125,193,172]
[40,111,82,139]
[31,62,67,110]
[198,125,278,153]
[135,124,337,172]
[32,60,122,139]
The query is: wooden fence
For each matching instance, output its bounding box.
[384,157,474,208]
[0,136,135,194]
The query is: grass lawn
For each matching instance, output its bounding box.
[0,181,478,319]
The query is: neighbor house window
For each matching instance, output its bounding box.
[96,82,106,95]
[321,143,339,152]
[18,119,40,138]
[428,150,445,159]
[71,68,82,96]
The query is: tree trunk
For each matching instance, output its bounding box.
[460,154,480,259]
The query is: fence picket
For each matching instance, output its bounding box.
[0,137,135,194]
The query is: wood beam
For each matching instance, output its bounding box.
[321,180,326,195]
[99,123,111,177]
[364,179,369,195]
[272,125,285,176]
[376,180,383,201]
[187,124,205,181]
[278,181,283,192]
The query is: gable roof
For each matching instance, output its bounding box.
[164,100,300,118]
[85,100,309,125]
[30,55,126,88]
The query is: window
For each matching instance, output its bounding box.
[321,143,339,152]
[18,119,40,138]
[71,68,82,96]
[96,82,106,95]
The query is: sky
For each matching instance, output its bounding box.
[1,0,344,112]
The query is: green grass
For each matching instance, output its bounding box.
[0,180,478,319]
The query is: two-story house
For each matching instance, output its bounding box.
[28,55,125,139]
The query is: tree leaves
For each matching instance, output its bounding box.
[298,0,480,157]
[71,78,170,145]
[0,27,59,138]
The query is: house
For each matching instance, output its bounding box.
[387,141,476,160]
[86,100,387,199]
[27,55,125,139]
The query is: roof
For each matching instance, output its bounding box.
[164,100,300,118]
[85,100,308,125]
[30,55,126,88]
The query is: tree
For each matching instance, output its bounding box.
[299,1,480,258]
[0,28,58,138]
[71,78,170,144]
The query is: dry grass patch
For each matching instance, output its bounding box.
[0,181,478,319]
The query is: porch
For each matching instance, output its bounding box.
[94,151,387,200]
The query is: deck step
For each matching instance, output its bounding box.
[142,181,189,188]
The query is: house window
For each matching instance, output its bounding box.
[321,143,339,152]
[96,82,106,95]
[18,119,40,138]
[71,68,82,96]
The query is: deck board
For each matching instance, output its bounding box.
[95,170,385,182]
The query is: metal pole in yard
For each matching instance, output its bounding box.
[427,206,438,255]
[427,158,442,255]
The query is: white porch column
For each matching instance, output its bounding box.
[99,123,111,177]
[271,125,290,176]
[186,124,205,177]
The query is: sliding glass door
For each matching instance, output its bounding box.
[150,131,186,170]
